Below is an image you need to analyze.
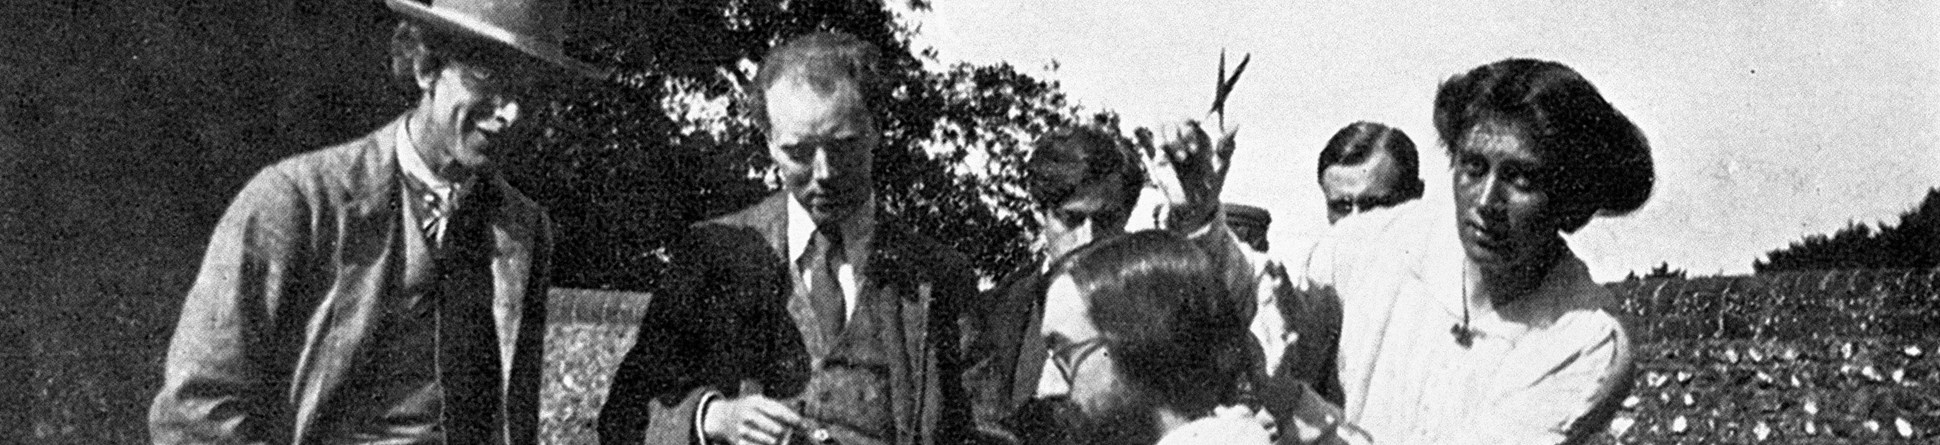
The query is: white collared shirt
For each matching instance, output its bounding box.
[396,124,462,241]
[785,195,875,320]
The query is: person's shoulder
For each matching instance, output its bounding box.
[1538,270,1631,359]
[1545,254,1628,338]
[270,123,390,178]
[876,218,975,276]
[229,131,385,211]
[694,193,788,232]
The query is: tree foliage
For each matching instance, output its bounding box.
[1754,188,1940,273]
[500,0,1100,289]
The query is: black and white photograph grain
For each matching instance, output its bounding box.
[3,1,1936,444]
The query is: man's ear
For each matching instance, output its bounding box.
[412,53,444,92]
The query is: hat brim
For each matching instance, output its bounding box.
[386,0,610,81]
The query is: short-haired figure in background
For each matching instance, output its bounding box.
[1295,58,1650,444]
[598,32,977,445]
[149,0,604,443]
[1038,230,1266,445]
[1316,122,1423,224]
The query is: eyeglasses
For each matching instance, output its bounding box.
[1047,336,1108,383]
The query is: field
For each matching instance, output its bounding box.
[1598,269,1940,444]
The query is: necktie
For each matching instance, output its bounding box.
[803,229,848,341]
[433,180,502,444]
[409,179,449,247]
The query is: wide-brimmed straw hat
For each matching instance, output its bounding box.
[385,0,609,80]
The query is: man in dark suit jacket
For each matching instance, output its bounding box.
[597,32,977,445]
[147,1,604,443]
[958,126,1143,444]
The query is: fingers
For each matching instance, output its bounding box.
[1215,128,1238,162]
[705,395,807,445]
[735,426,783,445]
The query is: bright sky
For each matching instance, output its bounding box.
[902,0,1940,281]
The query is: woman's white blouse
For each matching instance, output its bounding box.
[1292,199,1632,445]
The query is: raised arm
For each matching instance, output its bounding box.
[1139,121,1253,309]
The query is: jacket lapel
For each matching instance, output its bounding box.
[868,222,937,445]
[486,173,534,385]
[292,116,407,441]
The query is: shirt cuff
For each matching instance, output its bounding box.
[696,390,723,444]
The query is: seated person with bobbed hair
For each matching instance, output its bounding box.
[1035,230,1270,445]
[1291,58,1649,444]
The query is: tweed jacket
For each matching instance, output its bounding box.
[149,116,553,445]
[598,192,977,445]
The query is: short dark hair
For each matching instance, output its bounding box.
[1433,58,1654,233]
[1026,126,1143,227]
[750,32,883,133]
[1051,230,1250,415]
[1316,121,1424,202]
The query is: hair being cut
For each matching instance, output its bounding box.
[1050,230,1250,415]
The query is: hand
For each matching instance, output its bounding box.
[1139,120,1237,232]
[702,394,807,445]
[1214,404,1280,441]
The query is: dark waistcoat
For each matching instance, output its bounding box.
[786,262,899,441]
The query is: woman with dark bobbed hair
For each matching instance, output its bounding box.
[1293,58,1650,444]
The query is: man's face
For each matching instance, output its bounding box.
[1451,122,1558,275]
[1037,174,1129,258]
[1039,275,1162,445]
[1039,275,1129,415]
[1320,149,1409,224]
[416,57,539,172]
[765,76,878,227]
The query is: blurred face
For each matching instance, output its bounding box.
[1037,178,1129,259]
[1451,121,1560,276]
[766,76,878,227]
[1038,275,1164,445]
[1321,149,1408,224]
[412,57,538,173]
[1039,275,1131,416]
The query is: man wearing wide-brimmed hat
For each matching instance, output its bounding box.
[150,0,602,443]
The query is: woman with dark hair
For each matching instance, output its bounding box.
[1293,58,1650,444]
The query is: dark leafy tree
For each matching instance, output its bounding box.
[501,0,1103,289]
[1754,188,1940,273]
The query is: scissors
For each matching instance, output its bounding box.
[1209,50,1251,129]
